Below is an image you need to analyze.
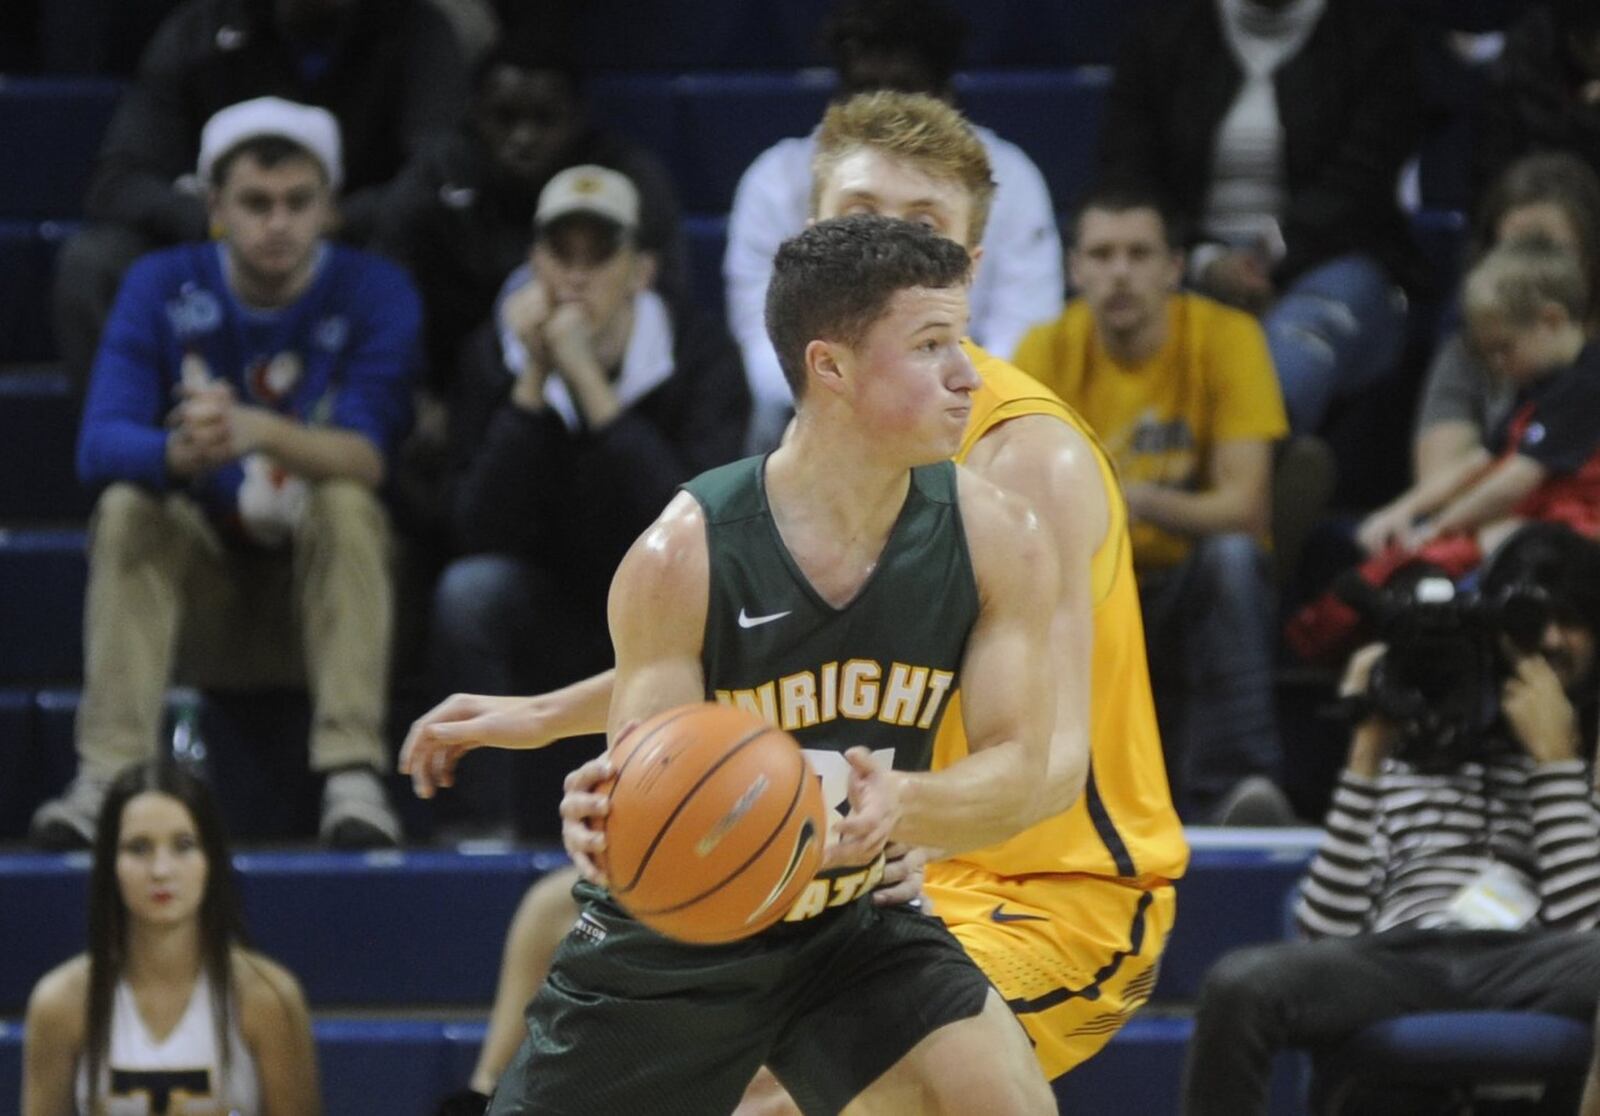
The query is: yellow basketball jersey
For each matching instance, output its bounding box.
[933,343,1188,883]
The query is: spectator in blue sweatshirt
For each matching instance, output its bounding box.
[31,98,419,851]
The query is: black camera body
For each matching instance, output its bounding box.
[1345,575,1553,771]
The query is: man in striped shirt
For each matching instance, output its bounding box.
[1183,524,1600,1115]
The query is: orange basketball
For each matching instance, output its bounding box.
[599,702,826,944]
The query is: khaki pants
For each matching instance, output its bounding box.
[76,481,394,780]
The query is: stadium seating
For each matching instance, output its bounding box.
[0,837,1320,1114]
[0,219,77,364]
[0,77,120,220]
[0,369,88,521]
[0,530,85,683]
[1311,1012,1593,1114]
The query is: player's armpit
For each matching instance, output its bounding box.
[605,492,712,743]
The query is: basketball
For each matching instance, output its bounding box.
[599,702,826,944]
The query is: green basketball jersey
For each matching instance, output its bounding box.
[683,454,979,791]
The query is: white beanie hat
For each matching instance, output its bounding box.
[197,96,343,190]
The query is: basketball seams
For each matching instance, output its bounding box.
[612,724,775,896]
[628,739,810,921]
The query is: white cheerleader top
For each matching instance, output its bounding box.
[75,970,260,1115]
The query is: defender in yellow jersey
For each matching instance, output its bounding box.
[927,343,1183,1079]
[402,92,1184,1106]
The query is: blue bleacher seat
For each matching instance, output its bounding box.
[671,71,837,214]
[0,530,86,684]
[0,77,121,221]
[0,849,566,1012]
[568,0,1162,70]
[592,65,1113,226]
[0,220,77,363]
[1312,1012,1593,1114]
[0,690,37,841]
[0,1020,17,1108]
[1156,828,1320,1002]
[0,836,1318,1011]
[316,1019,468,1116]
[0,370,89,522]
[685,214,729,318]
[954,67,1111,214]
[586,73,684,169]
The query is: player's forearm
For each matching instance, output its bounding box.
[892,741,1044,852]
[548,670,615,742]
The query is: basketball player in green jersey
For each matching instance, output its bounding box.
[484,217,1059,1115]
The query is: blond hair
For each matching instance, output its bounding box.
[811,91,997,247]
[1464,238,1589,327]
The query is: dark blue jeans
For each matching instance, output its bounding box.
[429,553,610,838]
[1138,533,1280,820]
[1265,254,1408,435]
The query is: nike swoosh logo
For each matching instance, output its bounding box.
[738,608,792,629]
[989,903,1048,924]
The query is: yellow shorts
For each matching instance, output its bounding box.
[923,862,1177,1081]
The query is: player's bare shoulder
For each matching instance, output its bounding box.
[608,491,712,646]
[962,412,1109,553]
[611,493,710,602]
[954,463,1057,600]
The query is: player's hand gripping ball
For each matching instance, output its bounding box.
[599,703,826,943]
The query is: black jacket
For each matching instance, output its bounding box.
[1475,5,1600,205]
[374,127,688,391]
[449,300,749,598]
[1100,0,1426,292]
[86,0,468,244]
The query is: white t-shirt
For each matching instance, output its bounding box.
[75,971,260,1116]
[724,125,1064,451]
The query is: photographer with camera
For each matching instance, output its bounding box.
[1183,524,1600,1116]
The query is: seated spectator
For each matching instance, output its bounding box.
[430,166,747,839]
[1366,152,1600,544]
[1289,238,1600,662]
[1476,0,1600,202]
[30,99,419,851]
[53,0,468,394]
[23,759,321,1115]
[1184,524,1600,1116]
[376,32,687,397]
[726,0,1063,450]
[1100,0,1422,438]
[1014,180,1293,824]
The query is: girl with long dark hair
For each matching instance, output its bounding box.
[22,760,320,1115]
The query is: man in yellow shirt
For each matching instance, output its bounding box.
[1015,179,1293,825]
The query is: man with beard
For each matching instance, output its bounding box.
[1014,178,1292,825]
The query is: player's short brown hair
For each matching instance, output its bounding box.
[766,214,971,400]
[810,91,997,248]
[1464,238,1589,327]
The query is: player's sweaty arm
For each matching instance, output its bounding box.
[604,493,712,743]
[963,413,1095,821]
[888,470,1059,853]
[562,493,711,882]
